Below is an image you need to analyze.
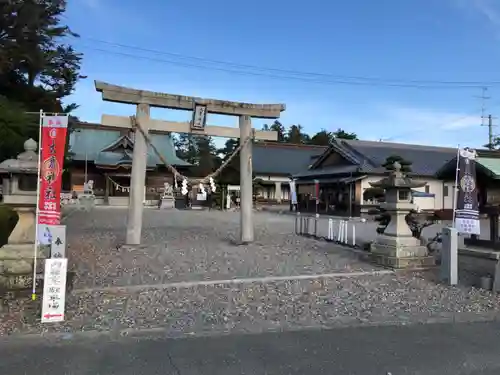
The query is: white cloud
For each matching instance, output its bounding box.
[80,0,100,9]
[356,103,482,147]
[380,105,480,131]
[453,0,500,35]
[471,0,500,26]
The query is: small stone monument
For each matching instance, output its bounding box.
[79,179,95,211]
[159,182,175,209]
[0,139,48,290]
[369,162,435,269]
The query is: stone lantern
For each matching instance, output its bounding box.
[0,139,47,289]
[369,162,435,269]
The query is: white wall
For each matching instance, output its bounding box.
[360,175,454,210]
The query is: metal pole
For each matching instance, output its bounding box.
[452,146,460,228]
[31,109,44,300]
[84,149,88,185]
[348,173,353,218]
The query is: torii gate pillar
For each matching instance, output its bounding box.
[127,103,150,245]
[239,115,253,243]
[94,81,285,245]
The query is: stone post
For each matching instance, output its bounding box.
[126,103,150,245]
[275,181,282,203]
[440,227,458,285]
[239,115,253,243]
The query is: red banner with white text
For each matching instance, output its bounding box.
[37,115,69,225]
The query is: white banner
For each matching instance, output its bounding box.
[41,258,68,323]
[42,115,69,129]
[289,179,298,205]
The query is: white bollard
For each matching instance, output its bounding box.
[328,218,334,240]
[352,223,356,247]
[343,220,348,244]
[337,220,342,242]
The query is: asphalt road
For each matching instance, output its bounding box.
[2,322,500,375]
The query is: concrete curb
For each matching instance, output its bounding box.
[2,311,500,345]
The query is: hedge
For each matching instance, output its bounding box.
[0,205,18,247]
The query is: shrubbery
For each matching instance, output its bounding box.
[0,205,18,247]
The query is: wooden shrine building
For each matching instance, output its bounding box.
[68,122,190,206]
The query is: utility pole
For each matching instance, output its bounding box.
[475,87,490,127]
[475,87,497,149]
[482,114,498,150]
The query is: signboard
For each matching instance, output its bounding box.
[191,104,207,130]
[48,225,66,258]
[41,258,68,323]
[455,148,480,235]
[37,224,52,246]
[314,180,320,203]
[37,115,69,226]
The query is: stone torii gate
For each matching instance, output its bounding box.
[94,81,285,245]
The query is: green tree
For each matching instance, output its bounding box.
[174,133,198,164]
[269,120,286,142]
[0,96,36,161]
[332,128,358,140]
[0,0,83,112]
[286,124,310,144]
[382,155,412,173]
[0,0,83,161]
[484,137,500,150]
[194,135,217,177]
[217,138,240,184]
[309,129,332,145]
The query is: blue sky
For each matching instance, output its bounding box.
[65,0,500,148]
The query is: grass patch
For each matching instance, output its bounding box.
[0,204,18,247]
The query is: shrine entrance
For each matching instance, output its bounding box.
[94,81,285,245]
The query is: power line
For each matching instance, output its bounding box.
[77,36,500,87]
[71,39,498,90]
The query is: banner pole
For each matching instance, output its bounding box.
[452,145,460,228]
[32,109,44,300]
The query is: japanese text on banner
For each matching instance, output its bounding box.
[37,116,68,225]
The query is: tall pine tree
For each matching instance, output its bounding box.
[0,0,83,161]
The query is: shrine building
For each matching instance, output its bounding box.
[68,122,190,206]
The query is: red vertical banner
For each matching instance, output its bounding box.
[37,115,69,225]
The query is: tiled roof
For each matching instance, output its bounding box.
[328,139,457,177]
[69,128,190,166]
[345,139,456,176]
[436,150,500,180]
[253,142,328,175]
[294,165,359,178]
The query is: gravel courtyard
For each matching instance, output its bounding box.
[66,208,380,289]
[1,208,500,337]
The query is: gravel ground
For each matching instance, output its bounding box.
[64,208,378,288]
[2,272,500,336]
[1,208,500,337]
